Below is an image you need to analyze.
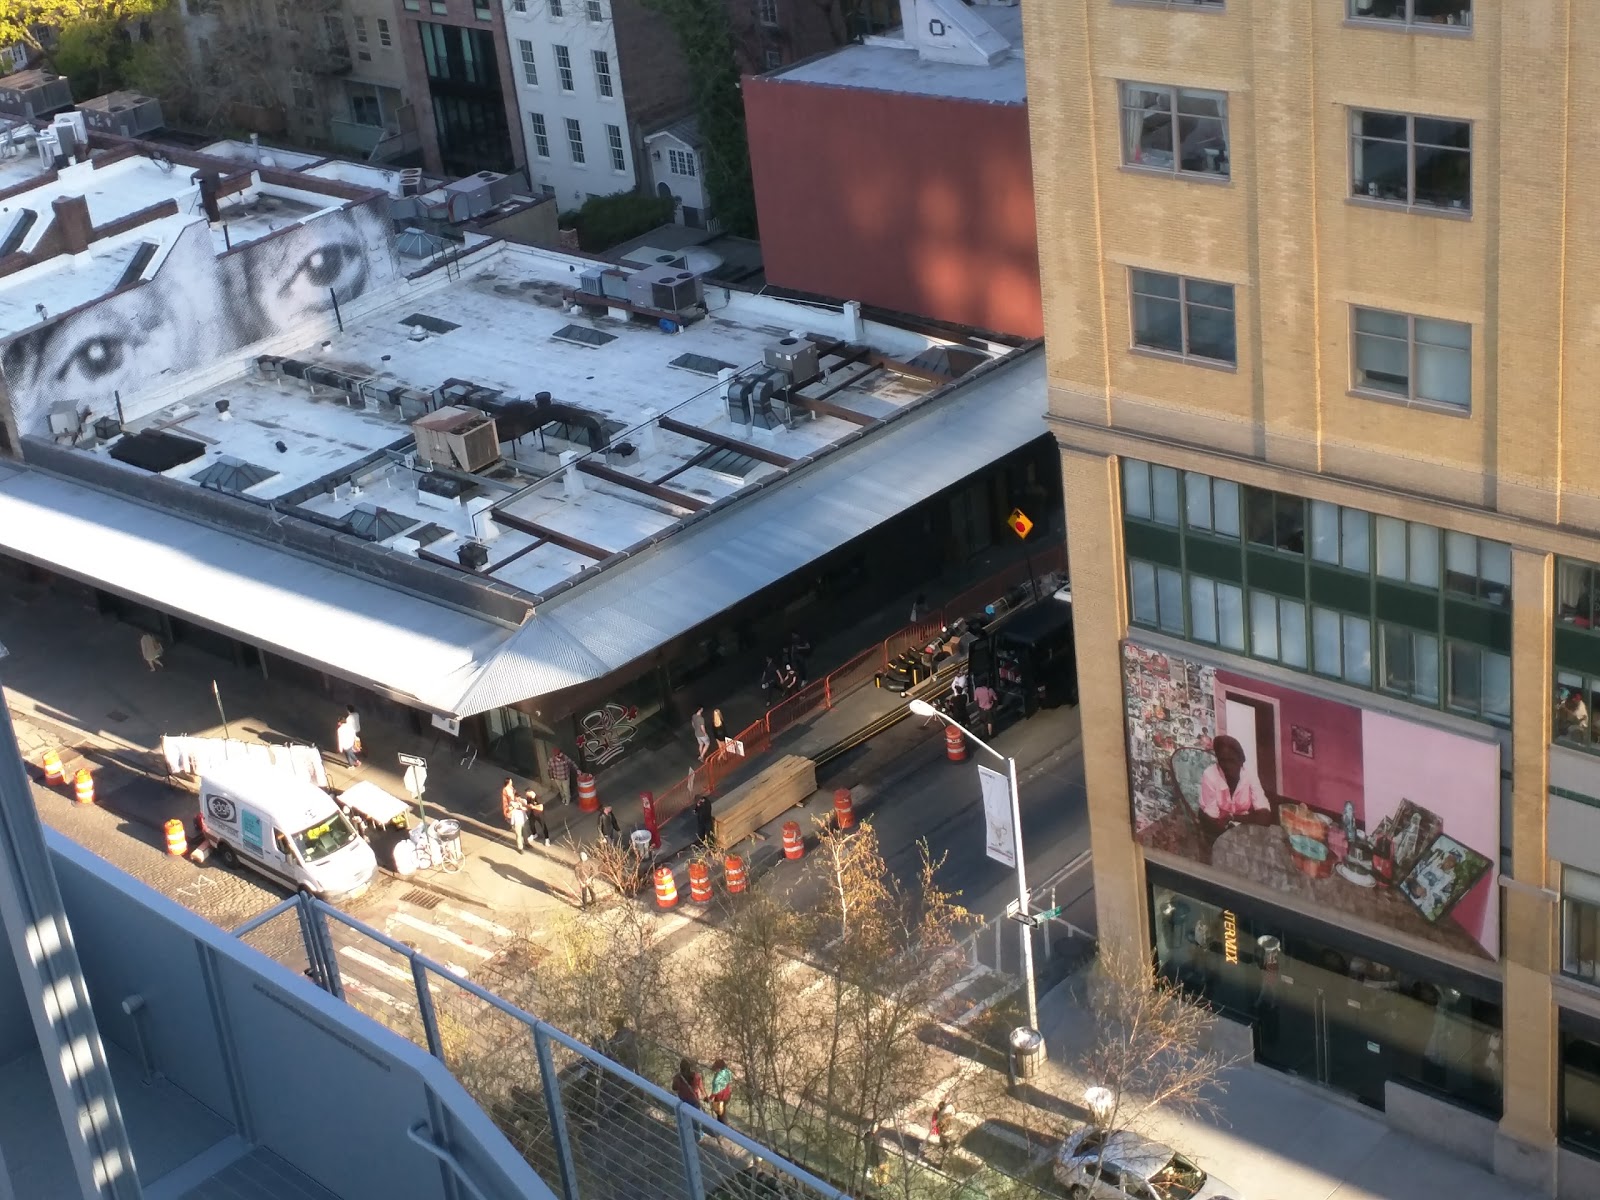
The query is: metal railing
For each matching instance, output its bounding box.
[653,545,1069,825]
[235,894,852,1200]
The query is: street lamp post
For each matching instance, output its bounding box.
[908,698,1039,1039]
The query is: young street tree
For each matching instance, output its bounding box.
[0,0,168,55]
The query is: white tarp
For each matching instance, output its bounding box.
[161,735,328,788]
[979,763,1015,868]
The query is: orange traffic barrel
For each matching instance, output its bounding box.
[654,865,679,908]
[164,819,188,857]
[833,788,856,831]
[724,854,746,894]
[42,748,65,786]
[73,768,94,806]
[688,861,713,904]
[782,820,804,860]
[944,724,967,763]
[577,772,599,812]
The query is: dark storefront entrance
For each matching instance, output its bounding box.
[1150,867,1503,1118]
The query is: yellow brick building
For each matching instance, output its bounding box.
[1024,1,1600,1192]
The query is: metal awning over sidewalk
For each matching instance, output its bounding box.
[0,465,512,714]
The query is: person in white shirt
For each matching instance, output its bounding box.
[1196,735,1272,840]
[336,716,359,768]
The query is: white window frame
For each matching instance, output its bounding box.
[1128,269,1237,366]
[586,0,605,19]
[519,39,539,86]
[530,111,550,158]
[592,49,613,97]
[758,0,779,26]
[555,44,574,91]
[668,147,696,177]
[566,116,586,164]
[1346,0,1471,31]
[1119,81,1230,178]
[1349,108,1472,213]
[606,123,626,172]
[549,0,563,14]
[353,14,368,41]
[377,17,391,45]
[512,0,527,10]
[1350,305,1471,411]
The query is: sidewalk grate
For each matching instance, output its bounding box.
[400,887,444,910]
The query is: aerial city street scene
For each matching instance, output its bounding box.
[0,1,1587,1199]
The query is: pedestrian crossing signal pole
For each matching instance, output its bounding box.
[1007,508,1040,602]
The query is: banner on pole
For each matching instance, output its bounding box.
[979,764,1015,867]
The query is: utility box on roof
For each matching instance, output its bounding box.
[0,70,73,121]
[412,405,501,472]
[626,263,702,315]
[77,91,164,138]
[764,336,819,384]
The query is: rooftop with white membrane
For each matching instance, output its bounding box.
[93,241,979,599]
[773,2,1024,104]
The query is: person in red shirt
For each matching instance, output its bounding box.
[548,747,573,805]
[671,1058,703,1110]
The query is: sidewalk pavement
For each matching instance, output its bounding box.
[1033,979,1539,1200]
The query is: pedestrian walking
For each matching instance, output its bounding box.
[336,715,360,768]
[759,656,779,708]
[784,632,812,687]
[501,777,519,824]
[345,704,362,739]
[973,682,998,738]
[925,1099,954,1161]
[691,706,711,761]
[777,660,798,697]
[693,792,714,845]
[597,803,621,848]
[548,746,573,805]
[574,850,597,909]
[671,1058,704,1111]
[710,707,727,749]
[139,632,165,672]
[708,1059,734,1122]
[525,788,551,845]
[508,788,528,852]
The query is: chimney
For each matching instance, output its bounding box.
[560,450,585,499]
[843,300,866,342]
[50,195,92,256]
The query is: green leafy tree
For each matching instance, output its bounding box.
[0,0,170,55]
[640,0,757,238]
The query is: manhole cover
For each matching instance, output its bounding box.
[401,888,443,910]
[106,711,129,723]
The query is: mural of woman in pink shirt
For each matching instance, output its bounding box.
[1197,734,1273,840]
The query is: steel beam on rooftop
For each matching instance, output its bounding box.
[784,392,876,427]
[657,416,797,468]
[577,460,707,512]
[492,511,611,560]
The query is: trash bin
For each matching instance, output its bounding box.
[1010,1027,1044,1082]
[630,828,653,859]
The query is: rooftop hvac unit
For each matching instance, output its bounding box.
[442,172,496,219]
[625,263,703,315]
[0,70,74,121]
[764,336,819,385]
[412,405,501,472]
[50,114,82,160]
[77,91,163,138]
[457,541,490,571]
[726,376,753,426]
[396,388,433,422]
[579,267,630,303]
[35,128,59,169]
[400,167,424,196]
[255,355,285,380]
[746,372,786,431]
[482,170,518,206]
[416,471,466,511]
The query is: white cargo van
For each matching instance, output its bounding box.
[198,766,376,902]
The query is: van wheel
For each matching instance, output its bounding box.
[217,842,238,867]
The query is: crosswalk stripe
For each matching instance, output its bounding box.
[443,905,515,939]
[341,945,413,983]
[388,911,494,958]
[343,975,414,1014]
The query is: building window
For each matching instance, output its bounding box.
[1123,460,1181,527]
[530,111,550,158]
[555,44,574,90]
[566,116,585,163]
[764,48,783,69]
[474,0,492,18]
[606,122,626,171]
[1351,306,1471,410]
[431,0,448,13]
[549,0,563,14]
[1350,109,1471,212]
[354,15,368,41]
[1309,501,1372,572]
[1446,643,1510,721]
[518,39,539,84]
[404,0,419,11]
[1443,532,1510,606]
[1312,608,1373,687]
[668,147,696,177]
[1374,516,1440,587]
[1243,487,1305,555]
[1347,0,1471,29]
[586,0,604,18]
[593,49,613,97]
[1129,270,1236,366]
[1186,576,1246,651]
[1564,867,1600,982]
[1380,624,1440,703]
[1120,82,1229,177]
[1182,471,1240,539]
[758,0,779,24]
[513,0,527,9]
[1249,592,1307,668]
[1130,560,1184,634]
[378,17,392,45]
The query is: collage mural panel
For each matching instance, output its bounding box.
[1124,641,1501,959]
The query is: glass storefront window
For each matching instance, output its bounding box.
[1154,885,1503,1117]
[1563,866,1600,982]
[1563,1031,1600,1156]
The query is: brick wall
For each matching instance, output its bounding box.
[612,0,696,139]
[744,77,1041,338]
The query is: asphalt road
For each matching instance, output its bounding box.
[816,704,1089,926]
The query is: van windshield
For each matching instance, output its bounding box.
[292,813,360,863]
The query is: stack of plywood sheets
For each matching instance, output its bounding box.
[713,755,817,846]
